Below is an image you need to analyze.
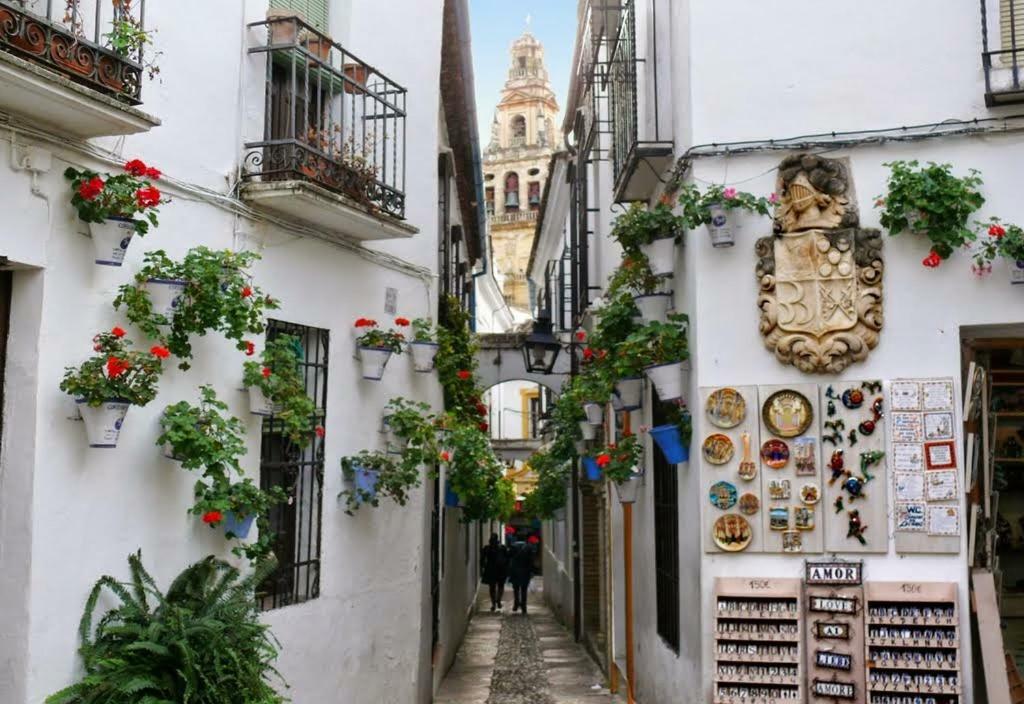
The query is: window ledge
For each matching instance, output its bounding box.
[0,50,159,138]
[613,141,675,203]
[240,180,418,242]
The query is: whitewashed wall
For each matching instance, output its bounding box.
[0,1,479,702]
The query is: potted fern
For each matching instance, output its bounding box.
[242,334,315,444]
[678,183,773,248]
[408,317,440,372]
[64,160,165,267]
[157,385,246,467]
[610,202,684,276]
[59,327,167,448]
[353,318,405,380]
[621,314,690,402]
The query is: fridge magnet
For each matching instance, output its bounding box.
[703,433,735,465]
[800,483,821,505]
[738,432,757,480]
[769,506,790,531]
[842,475,866,501]
[858,450,884,481]
[795,506,815,531]
[739,492,760,515]
[706,388,747,428]
[823,419,845,446]
[924,440,956,470]
[713,514,753,551]
[890,381,921,411]
[924,412,954,441]
[925,470,958,502]
[762,389,813,438]
[863,380,882,394]
[895,502,926,532]
[926,504,960,536]
[769,479,791,500]
[922,379,954,411]
[794,437,817,475]
[828,449,846,484]
[858,418,876,436]
[841,387,865,410]
[847,509,868,545]
[709,481,738,510]
[782,530,803,553]
[760,439,790,469]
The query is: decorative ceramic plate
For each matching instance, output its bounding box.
[709,481,738,510]
[713,513,752,552]
[762,390,814,438]
[702,433,735,465]
[739,492,760,516]
[706,388,747,429]
[800,484,820,505]
[760,439,790,469]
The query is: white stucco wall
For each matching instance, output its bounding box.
[0,1,481,702]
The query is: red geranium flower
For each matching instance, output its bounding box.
[575,330,586,341]
[457,370,471,380]
[202,510,223,525]
[395,317,410,326]
[922,251,942,268]
[245,341,255,356]
[476,402,488,416]
[135,186,162,208]
[315,426,325,438]
[527,535,540,545]
[582,347,594,360]
[989,224,1007,238]
[241,286,253,298]
[111,326,127,338]
[596,453,611,467]
[439,450,451,462]
[504,525,516,535]
[150,345,170,359]
[125,159,148,176]
[145,166,161,180]
[354,318,377,328]
[78,176,104,200]
[261,367,272,378]
[106,356,130,378]
[478,421,489,432]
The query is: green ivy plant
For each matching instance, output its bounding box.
[45,551,286,704]
[243,334,316,445]
[619,314,690,368]
[60,328,166,406]
[158,385,247,471]
[876,160,984,262]
[114,248,279,370]
[594,433,643,484]
[609,202,685,252]
[521,450,569,519]
[677,183,773,229]
[548,384,584,464]
[339,450,421,515]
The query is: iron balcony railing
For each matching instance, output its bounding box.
[609,0,638,188]
[981,0,1024,105]
[243,16,407,220]
[0,0,146,104]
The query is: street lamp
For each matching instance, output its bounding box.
[522,310,561,374]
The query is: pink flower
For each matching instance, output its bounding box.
[972,262,992,278]
[722,187,738,200]
[768,192,779,204]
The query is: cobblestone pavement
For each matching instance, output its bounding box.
[434,587,623,704]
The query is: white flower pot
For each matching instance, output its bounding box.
[359,347,393,380]
[143,278,187,323]
[410,341,440,372]
[248,386,280,416]
[610,392,624,411]
[583,402,604,426]
[77,399,130,448]
[639,236,676,276]
[705,204,736,248]
[578,421,598,441]
[633,293,673,324]
[615,376,644,411]
[574,439,589,455]
[1011,259,1024,285]
[614,474,643,504]
[643,359,690,402]
[89,217,136,266]
[163,442,182,461]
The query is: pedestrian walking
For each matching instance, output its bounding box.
[508,540,535,614]
[480,533,508,612]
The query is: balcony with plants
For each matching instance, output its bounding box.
[0,0,159,136]
[981,0,1024,105]
[240,15,413,242]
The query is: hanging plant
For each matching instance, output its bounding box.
[338,450,421,515]
[973,217,1024,277]
[157,385,246,470]
[678,184,774,248]
[382,397,440,460]
[193,478,287,562]
[609,202,685,252]
[521,450,569,519]
[648,398,693,465]
[354,318,406,380]
[593,433,643,484]
[620,314,690,402]
[436,295,483,424]
[113,248,278,370]
[875,160,984,264]
[242,334,316,444]
[409,317,440,372]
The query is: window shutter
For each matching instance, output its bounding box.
[1000,0,1024,64]
[269,0,329,32]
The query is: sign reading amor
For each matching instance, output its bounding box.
[805,561,863,586]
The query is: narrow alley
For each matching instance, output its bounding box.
[436,589,622,704]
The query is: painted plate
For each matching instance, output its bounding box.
[713,513,752,552]
[739,492,760,516]
[762,389,814,438]
[703,434,735,465]
[800,484,821,505]
[706,388,747,429]
[760,439,790,469]
[709,481,738,510]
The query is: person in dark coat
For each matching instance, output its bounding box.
[480,533,508,612]
[508,541,535,614]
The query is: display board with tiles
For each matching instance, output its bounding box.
[804,562,866,703]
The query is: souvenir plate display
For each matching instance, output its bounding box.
[803,560,865,704]
[707,387,748,429]
[711,481,739,510]
[702,386,765,553]
[713,578,804,704]
[758,384,823,554]
[819,381,889,554]
[888,378,960,554]
[864,582,962,702]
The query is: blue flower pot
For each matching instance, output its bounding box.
[582,456,603,481]
[223,512,256,539]
[650,424,689,464]
[445,484,461,508]
[353,466,380,503]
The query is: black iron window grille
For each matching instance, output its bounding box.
[244,16,407,220]
[258,319,328,611]
[652,391,680,652]
[0,0,146,103]
[982,0,1024,105]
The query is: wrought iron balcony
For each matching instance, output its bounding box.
[981,0,1024,105]
[0,0,146,104]
[243,16,407,221]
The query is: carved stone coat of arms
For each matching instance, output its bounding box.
[756,155,883,374]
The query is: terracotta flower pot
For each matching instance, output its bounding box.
[343,63,369,94]
[302,34,333,64]
[266,9,303,45]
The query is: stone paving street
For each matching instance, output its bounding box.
[435,588,623,704]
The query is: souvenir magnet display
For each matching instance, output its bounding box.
[763,390,814,438]
[703,433,735,465]
[706,387,747,429]
[761,439,790,469]
[710,481,738,510]
[739,492,760,515]
[738,431,757,480]
[713,514,752,552]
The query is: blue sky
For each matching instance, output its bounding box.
[469,0,576,142]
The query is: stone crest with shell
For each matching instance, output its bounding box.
[756,154,884,373]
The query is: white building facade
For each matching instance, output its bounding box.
[0,0,486,702]
[533,1,1024,702]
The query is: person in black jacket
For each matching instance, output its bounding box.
[480,533,508,612]
[508,541,535,614]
